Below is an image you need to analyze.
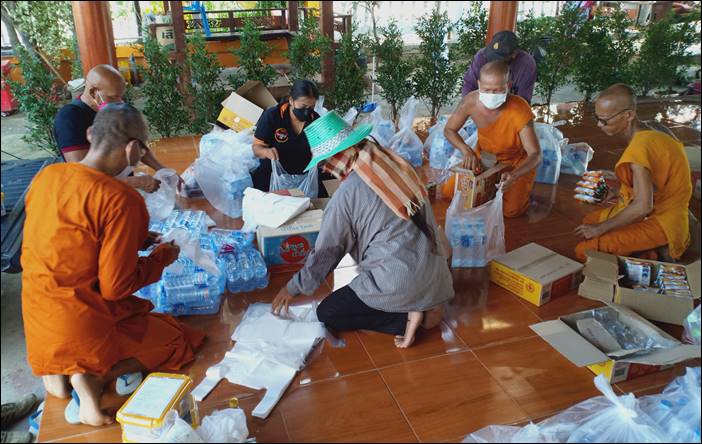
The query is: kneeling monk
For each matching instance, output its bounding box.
[444,60,542,218]
[21,104,205,426]
[575,84,692,262]
[272,111,454,348]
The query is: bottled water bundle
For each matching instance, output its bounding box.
[211,229,269,294]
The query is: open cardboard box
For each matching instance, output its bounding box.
[217,81,277,132]
[578,251,700,326]
[452,162,508,210]
[489,243,584,306]
[531,303,700,383]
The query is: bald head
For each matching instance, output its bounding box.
[480,60,510,84]
[596,83,637,112]
[90,103,148,153]
[83,64,126,110]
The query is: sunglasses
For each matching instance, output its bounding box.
[594,109,630,126]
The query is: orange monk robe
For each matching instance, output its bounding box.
[440,96,536,218]
[575,130,691,262]
[21,163,205,377]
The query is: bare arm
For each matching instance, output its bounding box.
[444,96,480,171]
[576,164,654,239]
[140,148,166,171]
[500,120,542,190]
[253,138,279,161]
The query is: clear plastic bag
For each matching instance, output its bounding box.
[196,408,249,443]
[142,168,178,221]
[269,160,319,198]
[528,375,669,443]
[388,97,423,167]
[682,305,701,345]
[368,105,395,148]
[342,107,358,125]
[445,188,505,268]
[315,96,329,116]
[463,423,547,443]
[561,142,594,176]
[194,128,258,218]
[534,123,566,185]
[639,367,701,443]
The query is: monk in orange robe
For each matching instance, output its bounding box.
[444,60,542,218]
[21,104,205,426]
[575,84,692,262]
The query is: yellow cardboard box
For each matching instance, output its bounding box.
[490,243,584,306]
[578,251,701,326]
[217,81,277,131]
[531,304,700,383]
[452,162,508,210]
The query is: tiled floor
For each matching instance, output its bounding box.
[37,100,701,442]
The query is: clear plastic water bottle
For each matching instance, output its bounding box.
[238,252,255,292]
[226,256,241,293]
[248,249,269,289]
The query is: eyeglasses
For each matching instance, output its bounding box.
[594,109,630,126]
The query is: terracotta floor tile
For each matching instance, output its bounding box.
[357,321,467,369]
[473,336,602,418]
[46,426,123,443]
[446,276,542,348]
[516,290,605,321]
[279,371,417,443]
[294,331,375,387]
[38,393,125,443]
[380,351,528,442]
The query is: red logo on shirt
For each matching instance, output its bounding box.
[275,128,289,143]
[280,236,310,263]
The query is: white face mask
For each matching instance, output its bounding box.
[479,91,508,110]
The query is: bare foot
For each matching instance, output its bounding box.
[422,306,444,330]
[394,311,424,348]
[43,375,70,399]
[70,374,114,426]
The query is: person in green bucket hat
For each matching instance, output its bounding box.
[272,111,454,348]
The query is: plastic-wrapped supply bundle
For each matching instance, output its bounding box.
[574,171,609,204]
[212,228,270,294]
[534,123,567,185]
[148,210,211,238]
[562,142,595,176]
[368,106,395,148]
[683,306,701,345]
[194,128,259,218]
[639,367,701,443]
[445,188,504,268]
[388,97,423,167]
[141,168,179,221]
[269,160,319,198]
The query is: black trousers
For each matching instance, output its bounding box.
[316,286,408,336]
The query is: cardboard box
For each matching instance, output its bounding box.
[578,251,701,326]
[217,81,277,131]
[452,163,509,209]
[489,243,584,306]
[257,209,323,271]
[531,304,700,383]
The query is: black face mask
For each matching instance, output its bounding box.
[292,106,312,121]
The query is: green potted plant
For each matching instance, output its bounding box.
[187,31,226,134]
[287,16,332,83]
[329,28,368,112]
[452,1,488,70]
[373,20,413,124]
[230,19,277,87]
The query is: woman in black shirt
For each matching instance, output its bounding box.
[252,79,331,196]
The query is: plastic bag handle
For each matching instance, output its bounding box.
[594,374,638,419]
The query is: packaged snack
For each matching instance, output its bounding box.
[575,194,601,204]
[625,259,653,287]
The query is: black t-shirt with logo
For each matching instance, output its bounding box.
[252,102,321,192]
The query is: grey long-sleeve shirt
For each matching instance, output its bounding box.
[287,172,454,313]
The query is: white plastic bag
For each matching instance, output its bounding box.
[162,227,221,277]
[194,129,258,218]
[445,188,505,268]
[342,107,358,125]
[639,367,701,443]
[241,188,310,231]
[161,412,204,443]
[269,160,319,198]
[534,123,567,185]
[368,106,395,148]
[196,408,248,443]
[388,97,423,167]
[561,142,594,176]
[562,375,667,443]
[142,168,178,221]
[314,96,329,116]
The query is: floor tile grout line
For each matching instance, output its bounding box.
[469,349,531,424]
[355,331,382,370]
[376,369,423,443]
[373,348,473,372]
[43,424,121,443]
[469,334,540,352]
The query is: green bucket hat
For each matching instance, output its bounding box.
[303,111,373,172]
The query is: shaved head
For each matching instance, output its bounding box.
[91,103,148,153]
[82,64,126,110]
[480,60,510,84]
[596,83,637,112]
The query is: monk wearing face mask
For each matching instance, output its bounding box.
[444,60,542,218]
[53,64,179,193]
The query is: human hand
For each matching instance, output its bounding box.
[575,224,604,240]
[153,241,180,266]
[500,172,517,190]
[142,231,162,250]
[461,149,481,173]
[272,287,294,315]
[131,175,161,193]
[263,148,280,161]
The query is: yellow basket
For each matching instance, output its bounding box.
[116,373,193,443]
